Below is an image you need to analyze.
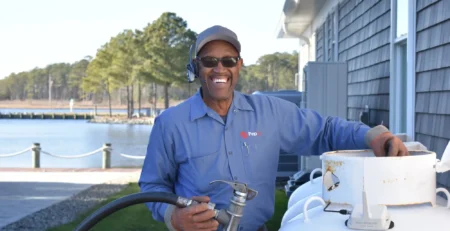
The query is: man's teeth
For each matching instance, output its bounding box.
[213,78,227,83]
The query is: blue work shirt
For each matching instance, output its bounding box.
[139,89,370,231]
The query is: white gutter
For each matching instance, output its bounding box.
[281,0,310,46]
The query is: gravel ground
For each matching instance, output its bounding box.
[0,174,139,231]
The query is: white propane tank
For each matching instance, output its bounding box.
[279,142,450,231]
[287,168,323,209]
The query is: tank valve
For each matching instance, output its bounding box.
[346,191,394,230]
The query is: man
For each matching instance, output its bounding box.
[139,25,409,231]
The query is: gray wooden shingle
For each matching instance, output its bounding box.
[415,113,432,136]
[415,93,430,113]
[416,71,432,92]
[339,0,390,42]
[347,44,390,72]
[415,133,433,149]
[437,92,450,114]
[339,0,357,21]
[348,94,389,110]
[443,68,450,90]
[415,113,450,139]
[316,25,324,62]
[340,28,390,61]
[348,61,389,83]
[347,108,359,121]
[348,78,389,95]
[430,69,447,91]
[339,0,380,31]
[417,92,450,114]
[347,108,389,127]
[339,12,390,53]
[368,110,389,127]
[417,0,450,31]
[327,13,335,61]
[416,92,450,114]
[416,67,450,91]
[416,19,450,52]
[416,43,450,72]
[417,0,441,12]
[428,92,440,114]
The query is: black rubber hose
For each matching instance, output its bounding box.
[73,191,182,231]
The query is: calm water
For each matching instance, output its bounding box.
[0,119,152,168]
[1,108,129,114]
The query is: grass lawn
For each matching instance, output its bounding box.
[49,183,288,231]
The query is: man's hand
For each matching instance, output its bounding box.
[370,132,409,157]
[171,196,219,231]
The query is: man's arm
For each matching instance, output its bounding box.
[273,98,387,156]
[138,116,178,230]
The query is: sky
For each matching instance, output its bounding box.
[0,0,299,79]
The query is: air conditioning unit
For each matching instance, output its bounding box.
[301,62,348,171]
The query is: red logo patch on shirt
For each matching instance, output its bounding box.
[240,131,261,139]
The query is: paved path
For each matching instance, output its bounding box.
[0,168,141,229]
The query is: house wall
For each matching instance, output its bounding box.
[296,0,450,190]
[338,0,392,126]
[414,0,450,188]
[313,0,391,126]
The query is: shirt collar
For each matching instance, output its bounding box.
[190,88,254,121]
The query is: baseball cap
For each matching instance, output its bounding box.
[195,25,241,56]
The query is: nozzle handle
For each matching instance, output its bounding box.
[209,180,258,200]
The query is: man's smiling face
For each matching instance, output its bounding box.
[197,40,243,101]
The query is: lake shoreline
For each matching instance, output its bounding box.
[88,116,155,125]
[0,99,182,109]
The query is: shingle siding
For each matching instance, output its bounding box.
[338,0,390,43]
[417,0,440,11]
[334,0,391,125]
[416,19,450,52]
[339,11,390,53]
[327,13,335,61]
[338,0,381,32]
[339,27,390,62]
[348,61,390,83]
[416,43,450,72]
[415,0,450,189]
[417,0,450,31]
[316,25,325,62]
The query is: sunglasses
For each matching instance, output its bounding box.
[196,56,240,68]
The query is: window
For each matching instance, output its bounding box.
[390,0,415,139]
[396,0,408,38]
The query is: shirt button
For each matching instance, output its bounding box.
[234,109,238,113]
[228,151,232,155]
[234,176,238,180]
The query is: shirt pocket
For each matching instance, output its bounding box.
[187,149,220,174]
[183,149,227,193]
[240,140,277,183]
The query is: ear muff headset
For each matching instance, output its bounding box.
[186,44,199,83]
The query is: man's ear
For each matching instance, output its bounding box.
[238,57,244,69]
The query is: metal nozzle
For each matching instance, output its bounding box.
[209,180,258,200]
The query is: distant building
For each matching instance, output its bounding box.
[276,0,450,188]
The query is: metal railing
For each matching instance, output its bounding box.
[0,143,145,169]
